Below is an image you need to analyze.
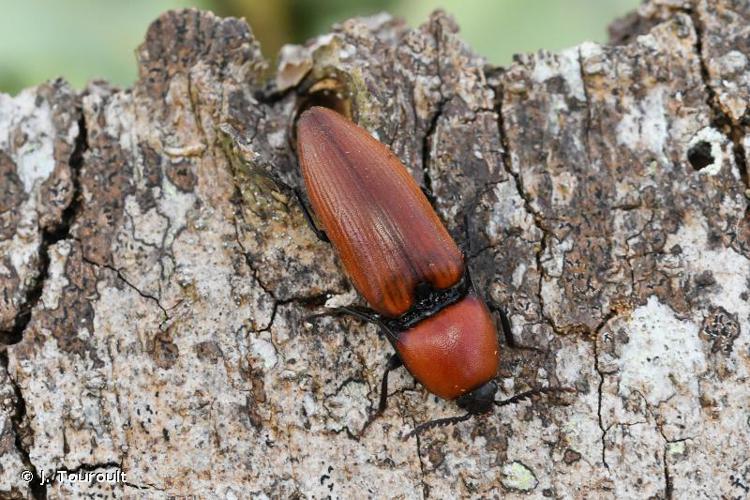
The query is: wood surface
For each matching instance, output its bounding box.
[0,1,749,497]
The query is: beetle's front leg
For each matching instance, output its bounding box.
[294,189,329,243]
[359,353,403,436]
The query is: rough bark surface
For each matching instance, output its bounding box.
[1,0,749,497]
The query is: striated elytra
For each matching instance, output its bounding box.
[297,106,465,318]
[296,106,560,437]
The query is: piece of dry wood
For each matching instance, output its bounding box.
[1,1,748,497]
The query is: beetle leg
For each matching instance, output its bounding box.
[307,306,400,344]
[235,168,328,243]
[420,185,436,207]
[359,354,403,436]
[485,302,519,349]
[375,354,402,414]
[328,306,399,343]
[497,306,516,348]
[315,304,379,323]
[294,189,329,242]
[457,209,488,259]
[497,307,512,339]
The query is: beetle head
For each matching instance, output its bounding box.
[455,380,498,414]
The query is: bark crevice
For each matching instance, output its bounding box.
[1,113,87,344]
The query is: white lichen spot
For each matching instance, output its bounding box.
[358,12,392,31]
[539,279,561,326]
[532,47,585,101]
[8,196,42,275]
[487,181,536,240]
[159,177,197,249]
[619,296,706,404]
[718,50,748,73]
[543,237,574,278]
[338,44,356,60]
[551,171,578,205]
[312,33,335,50]
[123,196,168,247]
[667,440,686,456]
[616,106,640,148]
[616,87,668,166]
[665,214,750,321]
[579,41,607,75]
[0,89,58,193]
[102,91,136,154]
[555,341,593,387]
[276,44,314,91]
[267,129,287,149]
[636,33,661,52]
[302,393,317,418]
[501,461,538,492]
[546,94,568,135]
[251,338,278,370]
[687,127,727,176]
[41,241,72,310]
[511,263,527,288]
[324,288,358,309]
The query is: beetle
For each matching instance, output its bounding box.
[295,106,563,437]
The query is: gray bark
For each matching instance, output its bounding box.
[0,0,749,497]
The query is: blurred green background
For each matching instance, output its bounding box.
[0,0,640,95]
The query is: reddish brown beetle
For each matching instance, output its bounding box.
[296,106,561,437]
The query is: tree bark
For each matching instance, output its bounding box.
[1,0,749,497]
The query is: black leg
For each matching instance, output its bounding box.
[376,354,402,414]
[294,189,329,243]
[420,185,436,207]
[306,305,399,343]
[231,161,328,243]
[497,306,515,347]
[486,302,519,349]
[360,353,402,436]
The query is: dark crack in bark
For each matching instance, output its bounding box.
[420,99,447,203]
[79,252,170,325]
[1,352,47,499]
[662,443,674,500]
[0,109,88,498]
[494,79,562,338]
[575,47,594,171]
[590,309,622,471]
[415,432,430,499]
[688,7,749,191]
[592,319,613,470]
[1,114,88,345]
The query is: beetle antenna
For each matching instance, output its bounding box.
[402,387,574,440]
[306,306,400,343]
[495,386,573,407]
[402,412,473,440]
